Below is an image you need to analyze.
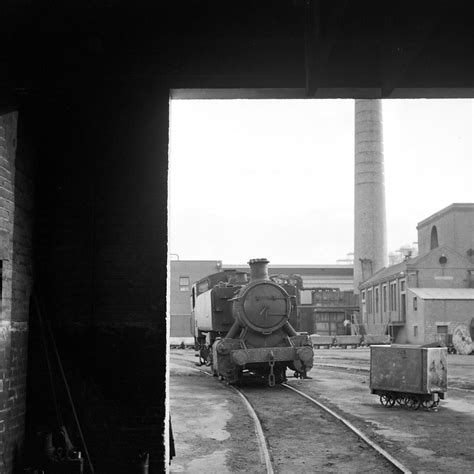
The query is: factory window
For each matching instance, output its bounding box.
[437,325,448,334]
[413,297,417,311]
[430,226,439,250]
[361,291,366,322]
[389,282,397,311]
[179,276,190,291]
[382,285,387,312]
[414,325,418,337]
[300,290,312,305]
[375,287,379,314]
[367,289,373,314]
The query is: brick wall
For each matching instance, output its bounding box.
[418,205,474,258]
[24,85,168,473]
[169,261,221,337]
[0,111,34,472]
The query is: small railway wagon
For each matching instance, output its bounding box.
[370,345,447,410]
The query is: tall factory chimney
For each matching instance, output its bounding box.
[354,99,388,293]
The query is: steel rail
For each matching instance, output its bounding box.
[229,386,274,474]
[282,383,412,474]
[172,362,274,474]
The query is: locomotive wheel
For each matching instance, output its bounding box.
[380,394,395,407]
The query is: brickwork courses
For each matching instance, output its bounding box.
[0,111,35,471]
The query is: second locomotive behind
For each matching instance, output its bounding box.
[191,258,314,386]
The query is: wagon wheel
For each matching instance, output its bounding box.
[412,397,421,410]
[395,395,404,405]
[422,399,439,409]
[422,399,435,409]
[380,394,395,407]
[406,396,421,410]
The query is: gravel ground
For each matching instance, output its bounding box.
[169,348,474,473]
[169,354,267,473]
[287,368,474,473]
[240,383,399,473]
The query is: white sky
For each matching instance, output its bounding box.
[168,99,474,265]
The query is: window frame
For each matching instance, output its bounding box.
[179,276,190,292]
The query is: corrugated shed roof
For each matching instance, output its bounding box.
[409,288,474,300]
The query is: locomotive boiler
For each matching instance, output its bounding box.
[191,258,314,386]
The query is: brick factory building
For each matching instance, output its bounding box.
[169,260,221,338]
[359,203,474,343]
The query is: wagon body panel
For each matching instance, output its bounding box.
[370,345,447,395]
[426,346,448,392]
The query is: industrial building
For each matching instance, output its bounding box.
[359,203,474,344]
[170,261,357,339]
[169,260,222,337]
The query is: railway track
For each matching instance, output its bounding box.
[171,357,411,473]
[235,381,410,474]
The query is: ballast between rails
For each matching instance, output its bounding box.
[282,383,412,474]
[229,386,274,474]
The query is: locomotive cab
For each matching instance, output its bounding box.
[192,259,314,386]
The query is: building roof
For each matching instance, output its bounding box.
[417,203,474,229]
[359,261,407,287]
[223,264,353,269]
[409,288,474,300]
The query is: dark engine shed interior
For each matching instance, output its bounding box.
[1,1,474,472]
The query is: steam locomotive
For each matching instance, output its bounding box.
[191,258,314,386]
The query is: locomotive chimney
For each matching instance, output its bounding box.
[248,258,270,281]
